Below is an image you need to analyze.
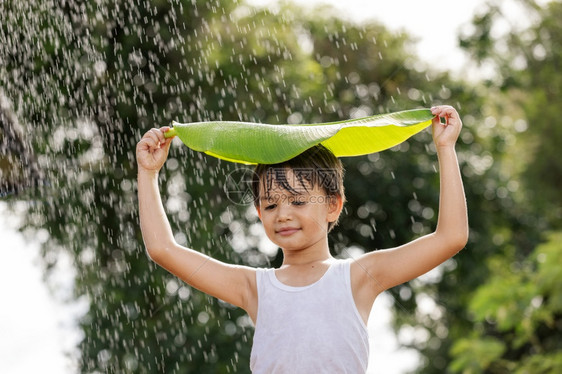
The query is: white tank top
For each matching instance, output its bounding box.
[250,259,369,373]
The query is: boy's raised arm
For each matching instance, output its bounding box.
[137,127,176,253]
[353,105,468,298]
[136,128,257,320]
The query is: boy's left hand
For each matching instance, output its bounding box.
[431,105,462,149]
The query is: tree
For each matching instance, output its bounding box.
[449,0,562,372]
[451,232,562,373]
[0,89,42,196]
[1,0,530,372]
[1,0,280,371]
[460,0,562,228]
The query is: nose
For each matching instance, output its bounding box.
[276,201,292,222]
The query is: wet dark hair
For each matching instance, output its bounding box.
[251,144,345,232]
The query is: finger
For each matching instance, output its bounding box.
[431,106,460,126]
[149,128,166,143]
[144,131,161,147]
[431,115,442,126]
[431,111,448,126]
[442,107,457,119]
[159,132,174,151]
[431,106,450,117]
[431,107,445,124]
[155,127,174,147]
[162,126,176,140]
[441,110,461,128]
[161,136,173,153]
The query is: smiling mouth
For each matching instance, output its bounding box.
[276,228,300,236]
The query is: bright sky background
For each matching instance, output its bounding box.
[248,0,492,76]
[1,0,496,373]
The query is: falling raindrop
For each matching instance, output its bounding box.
[0,0,479,371]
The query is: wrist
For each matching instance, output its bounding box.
[137,166,160,179]
[436,143,457,153]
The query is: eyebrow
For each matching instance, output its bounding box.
[259,190,307,201]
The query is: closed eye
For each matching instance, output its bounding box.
[264,204,277,211]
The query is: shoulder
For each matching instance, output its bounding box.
[253,266,272,281]
[349,251,387,295]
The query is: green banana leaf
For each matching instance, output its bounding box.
[165,108,434,164]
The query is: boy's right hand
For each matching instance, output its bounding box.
[136,127,175,174]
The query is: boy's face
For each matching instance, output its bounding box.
[256,169,342,251]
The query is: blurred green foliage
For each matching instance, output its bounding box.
[451,233,562,373]
[1,0,561,373]
[448,1,562,373]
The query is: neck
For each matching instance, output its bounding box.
[280,236,333,266]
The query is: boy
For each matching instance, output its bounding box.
[136,105,468,373]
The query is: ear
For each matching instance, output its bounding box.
[255,205,262,221]
[327,194,344,223]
